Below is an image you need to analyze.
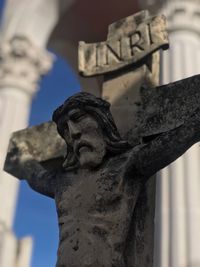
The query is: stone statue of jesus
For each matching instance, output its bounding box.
[7,89,200,267]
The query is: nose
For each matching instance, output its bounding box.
[68,120,81,140]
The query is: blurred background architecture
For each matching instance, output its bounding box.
[0,0,200,266]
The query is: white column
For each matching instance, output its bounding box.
[1,0,59,48]
[0,35,53,267]
[0,1,59,266]
[152,2,200,267]
[0,0,59,231]
[0,35,53,229]
[0,229,18,267]
[16,237,33,267]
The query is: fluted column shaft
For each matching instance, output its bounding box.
[0,35,53,230]
[0,1,59,266]
[0,0,59,231]
[153,2,200,267]
[0,36,53,267]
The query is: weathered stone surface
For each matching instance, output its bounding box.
[5,122,65,176]
[5,10,200,267]
[97,12,167,266]
[79,10,168,76]
[5,87,200,267]
[127,74,200,144]
[0,36,53,93]
[8,75,195,176]
[5,74,200,175]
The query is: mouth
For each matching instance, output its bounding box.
[74,141,93,156]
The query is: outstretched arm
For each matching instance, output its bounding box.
[4,142,55,198]
[131,110,200,180]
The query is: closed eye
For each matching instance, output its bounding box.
[70,111,86,122]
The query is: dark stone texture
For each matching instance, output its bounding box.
[4,10,200,267]
[79,11,168,76]
[5,80,200,266]
[6,74,200,171]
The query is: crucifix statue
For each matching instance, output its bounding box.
[4,10,200,267]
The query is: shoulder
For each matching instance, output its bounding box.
[102,149,133,176]
[123,145,146,178]
[106,149,131,167]
[53,167,79,189]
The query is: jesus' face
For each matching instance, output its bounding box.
[63,108,106,169]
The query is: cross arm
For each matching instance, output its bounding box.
[139,74,200,139]
[132,109,200,179]
[3,122,65,198]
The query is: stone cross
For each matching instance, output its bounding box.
[4,10,200,267]
[79,9,169,143]
[79,10,169,267]
[4,10,170,173]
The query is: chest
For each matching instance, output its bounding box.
[56,170,120,212]
[56,157,135,210]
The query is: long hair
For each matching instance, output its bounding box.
[52,92,131,170]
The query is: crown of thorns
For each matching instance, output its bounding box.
[52,92,111,123]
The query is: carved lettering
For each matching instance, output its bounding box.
[79,14,169,76]
[147,23,154,45]
[96,41,122,67]
[129,32,145,56]
[96,43,107,67]
[85,26,157,70]
[106,41,122,64]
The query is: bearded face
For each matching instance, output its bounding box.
[63,108,106,169]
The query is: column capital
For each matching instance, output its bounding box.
[139,0,164,14]
[162,1,200,35]
[140,0,200,35]
[0,35,54,95]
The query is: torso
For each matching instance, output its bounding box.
[54,151,142,267]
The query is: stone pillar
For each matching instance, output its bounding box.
[139,0,200,266]
[0,35,52,229]
[155,3,200,266]
[0,35,53,267]
[0,0,58,265]
[0,229,18,267]
[16,237,33,267]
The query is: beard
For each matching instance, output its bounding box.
[78,145,106,169]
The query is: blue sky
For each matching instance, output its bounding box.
[0,1,81,266]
